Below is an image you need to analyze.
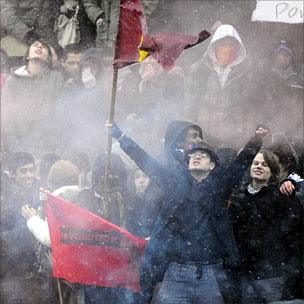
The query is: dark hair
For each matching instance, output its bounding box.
[91,153,127,193]
[24,40,53,68]
[256,150,280,184]
[176,125,203,147]
[61,44,83,61]
[8,152,35,173]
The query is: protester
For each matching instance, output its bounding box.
[255,41,304,145]
[0,152,58,303]
[54,47,109,161]
[21,159,83,304]
[136,57,186,152]
[111,122,268,303]
[2,40,64,159]
[1,0,58,46]
[230,150,301,302]
[75,153,136,304]
[186,24,255,149]
[39,153,61,188]
[60,43,83,88]
[125,168,163,238]
[280,172,304,300]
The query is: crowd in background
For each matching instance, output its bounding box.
[0,0,303,304]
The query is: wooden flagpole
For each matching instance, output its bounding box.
[103,66,119,215]
[56,278,64,304]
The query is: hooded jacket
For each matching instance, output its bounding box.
[186,24,254,149]
[163,120,203,167]
[116,129,263,302]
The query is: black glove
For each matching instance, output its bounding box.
[112,122,123,139]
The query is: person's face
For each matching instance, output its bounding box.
[188,151,215,172]
[250,153,272,184]
[274,51,292,70]
[183,128,203,147]
[14,163,35,188]
[214,37,239,66]
[28,41,49,62]
[62,53,81,80]
[134,169,150,193]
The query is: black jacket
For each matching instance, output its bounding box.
[117,133,262,300]
[230,183,299,279]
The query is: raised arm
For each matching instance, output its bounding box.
[111,123,170,189]
[222,125,268,194]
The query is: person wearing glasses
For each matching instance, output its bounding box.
[111,122,268,303]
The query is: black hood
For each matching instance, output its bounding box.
[164,120,202,163]
[91,153,127,193]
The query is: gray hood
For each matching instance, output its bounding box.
[206,24,246,68]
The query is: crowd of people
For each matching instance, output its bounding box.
[0,1,303,304]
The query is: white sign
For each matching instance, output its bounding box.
[252,0,304,24]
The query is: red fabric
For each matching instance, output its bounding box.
[45,195,147,292]
[113,0,147,68]
[113,1,210,70]
[140,31,211,70]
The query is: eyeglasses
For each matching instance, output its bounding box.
[188,152,209,159]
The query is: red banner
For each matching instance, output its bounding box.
[44,195,147,292]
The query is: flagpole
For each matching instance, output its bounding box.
[103,66,118,214]
[56,278,64,304]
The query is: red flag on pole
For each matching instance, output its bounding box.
[113,0,147,68]
[140,31,211,70]
[45,195,147,292]
[113,0,210,70]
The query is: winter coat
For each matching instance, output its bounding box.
[0,179,41,276]
[82,0,159,48]
[116,132,263,300]
[2,65,64,158]
[125,181,163,238]
[255,65,303,143]
[1,0,59,45]
[230,183,300,279]
[186,24,255,148]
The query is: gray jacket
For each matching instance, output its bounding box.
[81,0,159,47]
[186,25,254,148]
[1,0,58,44]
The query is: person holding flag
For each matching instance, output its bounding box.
[110,122,269,303]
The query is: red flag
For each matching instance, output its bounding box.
[45,195,147,292]
[113,0,210,70]
[140,31,211,70]
[113,0,147,68]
